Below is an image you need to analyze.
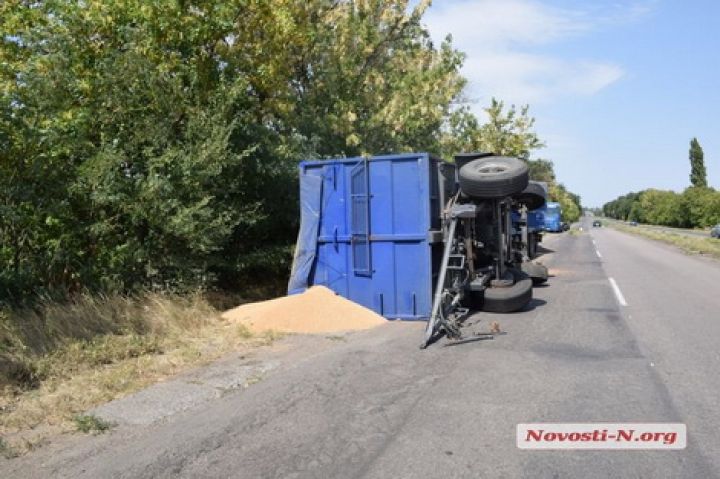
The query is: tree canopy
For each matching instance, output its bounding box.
[603,187,720,228]
[1,0,581,302]
[440,99,544,160]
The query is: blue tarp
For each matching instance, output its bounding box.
[287,173,323,294]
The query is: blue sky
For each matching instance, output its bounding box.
[422,0,720,207]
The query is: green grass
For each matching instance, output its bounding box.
[73,414,113,434]
[0,437,18,459]
[608,221,720,259]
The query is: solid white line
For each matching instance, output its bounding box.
[609,277,628,306]
[595,250,602,258]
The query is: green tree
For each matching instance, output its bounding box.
[606,186,720,228]
[478,99,544,159]
[1,0,583,302]
[628,203,644,223]
[549,183,581,223]
[682,187,720,228]
[0,0,471,301]
[689,137,707,188]
[638,190,689,228]
[603,192,642,221]
[440,99,544,159]
[527,159,556,183]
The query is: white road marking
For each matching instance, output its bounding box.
[609,277,628,306]
[592,239,597,246]
[595,250,602,258]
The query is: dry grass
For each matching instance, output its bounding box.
[0,292,277,456]
[609,222,720,259]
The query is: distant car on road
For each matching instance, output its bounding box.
[629,221,638,226]
[592,220,602,227]
[712,224,720,238]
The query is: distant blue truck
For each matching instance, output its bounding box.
[511,182,547,259]
[524,207,545,259]
[542,201,563,232]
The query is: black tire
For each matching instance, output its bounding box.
[521,262,548,285]
[458,156,529,199]
[482,269,533,313]
[514,181,546,210]
[462,290,484,311]
[528,234,537,259]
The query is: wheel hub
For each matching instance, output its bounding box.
[477,163,508,174]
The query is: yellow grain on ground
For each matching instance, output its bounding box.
[221,286,386,334]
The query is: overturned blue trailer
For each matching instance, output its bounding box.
[288,152,546,347]
[287,153,457,320]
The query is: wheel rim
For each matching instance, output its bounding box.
[476,163,508,174]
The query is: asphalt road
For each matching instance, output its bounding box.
[4,219,720,478]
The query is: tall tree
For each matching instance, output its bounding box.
[439,99,543,159]
[527,159,556,183]
[689,137,707,188]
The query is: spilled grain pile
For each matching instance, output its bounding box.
[221,286,386,334]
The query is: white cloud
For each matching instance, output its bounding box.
[423,0,647,105]
[461,53,624,104]
[427,0,588,48]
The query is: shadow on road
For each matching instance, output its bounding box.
[442,334,497,347]
[535,245,556,257]
[522,298,547,312]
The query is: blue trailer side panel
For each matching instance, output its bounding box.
[293,153,443,320]
[527,209,545,231]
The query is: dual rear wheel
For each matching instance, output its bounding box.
[458,156,540,313]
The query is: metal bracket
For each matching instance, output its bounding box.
[451,204,478,219]
[447,254,466,270]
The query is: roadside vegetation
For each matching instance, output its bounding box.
[603,187,720,228]
[607,221,720,260]
[527,158,583,223]
[1,0,581,304]
[603,138,718,228]
[73,414,113,434]
[0,292,277,456]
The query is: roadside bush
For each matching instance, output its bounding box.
[549,183,582,223]
[683,187,720,227]
[605,187,720,228]
[638,189,689,228]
